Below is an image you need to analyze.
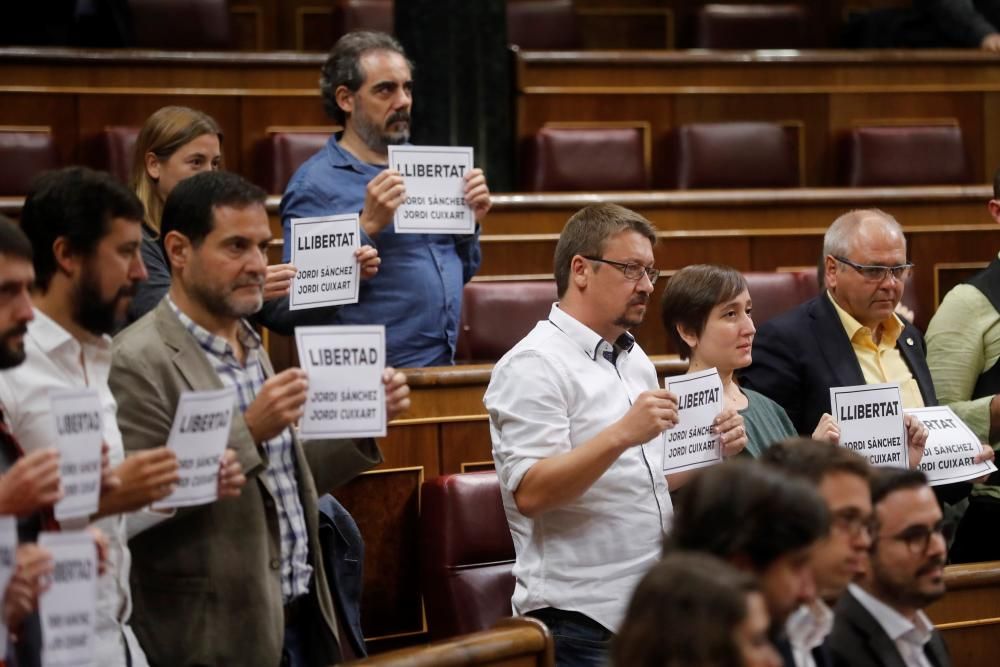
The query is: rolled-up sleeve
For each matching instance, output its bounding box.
[486,351,573,492]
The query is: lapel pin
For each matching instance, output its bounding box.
[906,337,914,346]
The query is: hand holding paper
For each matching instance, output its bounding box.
[2,543,52,631]
[713,409,747,458]
[361,169,406,237]
[245,368,308,443]
[0,448,62,516]
[264,263,297,300]
[812,413,840,444]
[618,389,679,448]
[904,413,929,469]
[98,447,179,516]
[463,168,492,221]
[384,367,410,420]
[217,449,246,499]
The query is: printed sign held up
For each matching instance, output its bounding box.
[289,214,361,310]
[389,145,475,234]
[39,530,98,667]
[830,382,907,468]
[908,405,997,486]
[48,389,104,522]
[295,325,386,439]
[663,368,724,474]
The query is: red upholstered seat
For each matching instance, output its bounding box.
[521,126,648,192]
[130,0,232,49]
[420,472,515,641]
[744,271,817,328]
[86,127,139,184]
[332,0,394,38]
[696,4,809,49]
[254,132,331,194]
[507,0,580,49]
[0,130,59,196]
[455,280,558,363]
[665,122,800,189]
[840,124,971,187]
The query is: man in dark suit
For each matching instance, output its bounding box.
[109,171,410,666]
[827,467,952,667]
[741,209,932,451]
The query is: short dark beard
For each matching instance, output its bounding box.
[0,325,27,369]
[870,555,946,609]
[352,103,410,154]
[74,267,134,336]
[613,294,649,330]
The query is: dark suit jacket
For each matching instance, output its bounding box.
[912,0,1000,47]
[776,636,832,667]
[827,588,951,667]
[109,299,382,666]
[740,293,937,437]
[318,494,367,659]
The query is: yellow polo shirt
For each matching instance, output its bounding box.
[827,292,925,409]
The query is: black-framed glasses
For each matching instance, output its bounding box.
[831,508,877,539]
[878,519,953,555]
[583,256,660,283]
[833,255,914,282]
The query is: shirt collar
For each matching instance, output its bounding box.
[326,132,388,175]
[849,583,932,645]
[28,307,109,355]
[826,290,903,346]
[785,599,834,651]
[547,303,635,362]
[167,296,261,359]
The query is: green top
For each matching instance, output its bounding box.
[926,280,1000,499]
[739,386,797,458]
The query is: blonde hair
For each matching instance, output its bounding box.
[130,106,222,235]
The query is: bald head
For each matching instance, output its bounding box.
[823,209,909,330]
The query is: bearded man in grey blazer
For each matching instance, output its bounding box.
[109,171,409,666]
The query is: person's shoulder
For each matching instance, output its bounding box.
[112,305,171,361]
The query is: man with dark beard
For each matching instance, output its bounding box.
[0,168,185,667]
[827,468,952,667]
[110,171,410,666]
[280,30,492,368]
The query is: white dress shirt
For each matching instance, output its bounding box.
[786,599,834,667]
[849,583,936,667]
[485,304,672,633]
[0,309,148,667]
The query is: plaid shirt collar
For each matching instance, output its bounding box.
[167,296,262,364]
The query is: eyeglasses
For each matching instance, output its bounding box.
[583,256,660,283]
[878,519,953,555]
[831,509,877,539]
[833,256,914,283]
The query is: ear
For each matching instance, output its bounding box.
[823,255,839,292]
[335,85,355,118]
[162,230,191,273]
[988,199,1000,224]
[144,151,161,182]
[569,255,591,290]
[51,236,80,278]
[676,322,700,352]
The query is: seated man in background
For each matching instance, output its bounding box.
[827,468,952,667]
[762,439,873,667]
[281,30,492,368]
[111,171,409,666]
[666,460,829,644]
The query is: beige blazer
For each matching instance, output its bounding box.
[109,298,382,666]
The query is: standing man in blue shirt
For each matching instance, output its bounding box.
[281,31,492,368]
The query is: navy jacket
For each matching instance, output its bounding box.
[318,494,367,659]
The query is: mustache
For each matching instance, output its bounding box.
[0,324,27,341]
[233,276,265,290]
[386,110,411,126]
[917,556,945,576]
[629,294,650,306]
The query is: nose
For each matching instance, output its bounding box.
[248,244,268,274]
[742,312,756,335]
[927,529,947,559]
[14,289,33,324]
[131,252,149,282]
[394,86,412,110]
[636,270,655,293]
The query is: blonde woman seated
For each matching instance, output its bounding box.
[661,265,837,458]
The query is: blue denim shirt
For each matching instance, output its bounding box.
[279,135,481,368]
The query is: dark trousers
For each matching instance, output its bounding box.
[527,608,612,667]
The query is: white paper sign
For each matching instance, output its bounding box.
[389,145,475,234]
[663,369,724,474]
[0,516,17,656]
[39,530,97,667]
[152,387,236,510]
[830,382,907,468]
[289,214,361,310]
[48,389,103,522]
[907,406,997,486]
[295,325,386,439]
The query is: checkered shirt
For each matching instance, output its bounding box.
[168,298,313,601]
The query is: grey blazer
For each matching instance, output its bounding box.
[109,298,382,666]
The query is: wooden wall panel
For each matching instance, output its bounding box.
[439,421,493,474]
[0,93,78,166]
